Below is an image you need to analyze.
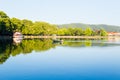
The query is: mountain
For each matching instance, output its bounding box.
[58,23,120,32]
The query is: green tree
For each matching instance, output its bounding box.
[0,11,12,35]
[31,22,57,35]
[84,27,93,36]
[57,28,68,36]
[100,28,107,36]
[21,19,33,34]
[0,11,9,18]
[10,18,24,32]
[73,28,83,36]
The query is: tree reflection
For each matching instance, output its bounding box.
[11,39,56,56]
[0,38,12,64]
[0,38,120,64]
[0,38,56,64]
[62,39,120,47]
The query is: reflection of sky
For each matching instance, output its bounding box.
[0,46,120,80]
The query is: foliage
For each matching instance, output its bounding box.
[0,11,9,18]
[100,28,108,36]
[0,11,108,36]
[27,22,58,35]
[0,11,13,35]
[84,27,92,36]
[56,27,106,36]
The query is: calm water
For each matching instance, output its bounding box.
[0,38,120,80]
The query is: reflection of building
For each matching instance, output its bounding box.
[13,38,23,44]
[108,37,120,42]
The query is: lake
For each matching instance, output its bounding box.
[0,38,120,80]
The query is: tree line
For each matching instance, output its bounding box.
[0,11,107,36]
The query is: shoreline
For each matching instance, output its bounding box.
[23,36,119,39]
[0,35,120,39]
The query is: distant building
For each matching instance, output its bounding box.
[108,32,120,36]
[13,32,23,38]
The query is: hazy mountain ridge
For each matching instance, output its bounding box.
[58,23,120,32]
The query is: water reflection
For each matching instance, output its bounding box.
[13,38,23,44]
[0,38,56,64]
[0,38,13,64]
[0,37,120,64]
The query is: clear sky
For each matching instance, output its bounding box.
[0,0,120,26]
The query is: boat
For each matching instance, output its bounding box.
[53,39,63,44]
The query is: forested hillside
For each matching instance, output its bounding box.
[58,23,120,32]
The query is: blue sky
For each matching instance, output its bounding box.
[0,0,120,25]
